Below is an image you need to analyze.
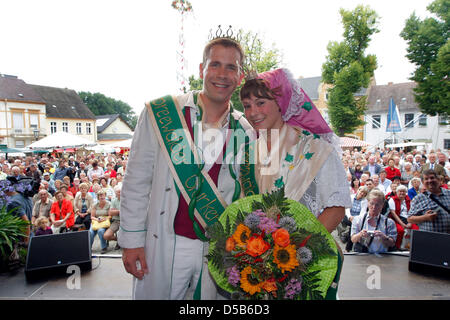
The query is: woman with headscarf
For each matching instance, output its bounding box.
[239,68,351,233]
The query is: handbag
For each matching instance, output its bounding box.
[91,217,111,231]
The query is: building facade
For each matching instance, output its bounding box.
[0,74,97,148]
[364,82,449,150]
[96,114,133,144]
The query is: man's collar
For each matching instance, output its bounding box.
[185,91,231,128]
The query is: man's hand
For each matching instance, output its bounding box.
[424,210,438,222]
[122,247,149,280]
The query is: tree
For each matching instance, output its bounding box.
[400,0,449,116]
[78,92,138,129]
[188,30,282,111]
[322,5,379,136]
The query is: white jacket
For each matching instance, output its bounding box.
[118,92,253,299]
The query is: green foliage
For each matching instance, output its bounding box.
[78,91,138,129]
[400,0,450,116]
[0,206,29,259]
[189,30,282,112]
[322,5,379,136]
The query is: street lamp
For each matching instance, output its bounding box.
[33,129,39,141]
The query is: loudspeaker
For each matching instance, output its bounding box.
[409,230,450,277]
[25,230,92,282]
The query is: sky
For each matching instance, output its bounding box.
[0,0,433,115]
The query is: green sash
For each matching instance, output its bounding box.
[240,139,259,196]
[147,95,228,230]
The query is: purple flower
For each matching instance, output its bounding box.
[226,265,240,286]
[284,278,302,299]
[258,216,279,233]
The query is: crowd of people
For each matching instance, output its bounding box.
[339,148,450,253]
[1,152,124,254]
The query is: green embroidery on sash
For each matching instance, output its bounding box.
[148,95,226,228]
[240,139,259,196]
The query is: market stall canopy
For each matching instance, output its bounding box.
[385,142,427,148]
[26,131,96,149]
[108,139,132,148]
[0,144,24,154]
[339,137,372,148]
[86,144,117,154]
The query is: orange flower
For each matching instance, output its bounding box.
[262,278,278,293]
[272,228,290,247]
[232,224,251,248]
[273,244,299,273]
[245,235,270,257]
[240,266,262,295]
[225,237,236,252]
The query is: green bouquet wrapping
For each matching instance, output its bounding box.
[206,188,338,300]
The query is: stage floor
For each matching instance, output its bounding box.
[0,239,449,300]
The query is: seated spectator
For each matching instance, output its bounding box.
[104,186,121,250]
[401,162,414,186]
[348,186,369,219]
[104,162,117,179]
[90,183,101,203]
[408,169,450,233]
[89,190,111,254]
[351,189,397,253]
[50,191,75,234]
[385,158,401,181]
[364,178,375,192]
[408,177,422,200]
[34,216,53,237]
[32,189,53,226]
[352,164,363,180]
[379,170,391,192]
[350,177,360,195]
[385,177,401,199]
[438,175,448,189]
[100,177,114,201]
[62,176,74,197]
[73,182,94,231]
[70,177,81,196]
[388,185,419,250]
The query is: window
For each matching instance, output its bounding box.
[76,123,82,134]
[62,122,68,133]
[86,123,91,134]
[418,114,427,126]
[15,140,25,148]
[405,113,414,128]
[439,114,449,125]
[445,139,450,150]
[372,115,381,129]
[29,113,39,129]
[51,122,57,134]
[12,112,24,129]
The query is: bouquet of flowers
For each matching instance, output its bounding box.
[207,188,338,300]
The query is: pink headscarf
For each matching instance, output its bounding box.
[257,68,332,135]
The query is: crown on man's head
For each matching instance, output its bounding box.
[208,25,242,43]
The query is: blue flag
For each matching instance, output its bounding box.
[386,97,402,132]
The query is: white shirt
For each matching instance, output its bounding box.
[388,198,408,219]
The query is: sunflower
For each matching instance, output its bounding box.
[232,224,251,248]
[240,266,263,295]
[273,244,299,273]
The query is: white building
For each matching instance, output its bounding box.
[0,74,97,148]
[364,82,449,151]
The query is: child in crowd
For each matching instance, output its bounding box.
[34,216,53,236]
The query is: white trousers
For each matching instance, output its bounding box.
[169,235,204,300]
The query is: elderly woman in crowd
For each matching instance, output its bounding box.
[351,189,397,253]
[50,190,75,233]
[387,185,419,250]
[89,189,111,254]
[74,182,94,230]
[408,177,422,200]
[100,177,114,201]
[401,162,414,186]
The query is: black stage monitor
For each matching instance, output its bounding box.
[409,229,450,278]
[25,230,92,282]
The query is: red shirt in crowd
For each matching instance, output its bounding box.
[51,199,75,228]
[105,169,117,178]
[385,166,401,180]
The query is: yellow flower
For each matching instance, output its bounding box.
[240,266,262,295]
[273,244,299,273]
[232,224,251,248]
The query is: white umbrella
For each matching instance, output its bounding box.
[108,138,132,148]
[86,144,117,153]
[27,131,96,149]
